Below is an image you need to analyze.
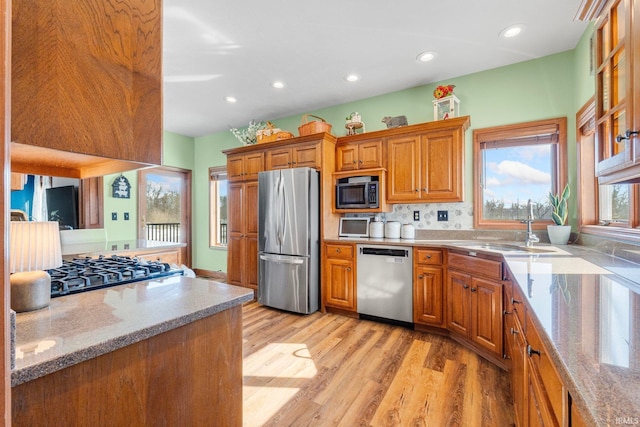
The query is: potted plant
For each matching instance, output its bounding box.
[229,120,267,145]
[547,183,571,245]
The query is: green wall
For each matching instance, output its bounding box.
[192,43,594,272]
[103,131,196,243]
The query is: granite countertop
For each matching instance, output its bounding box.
[503,245,640,427]
[329,236,639,425]
[61,239,186,258]
[12,276,254,387]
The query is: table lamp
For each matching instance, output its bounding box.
[9,221,62,312]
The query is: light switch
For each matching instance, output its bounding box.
[124,212,130,221]
[112,212,117,221]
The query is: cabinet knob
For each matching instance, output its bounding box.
[471,287,477,292]
[353,160,357,164]
[425,255,432,259]
[615,129,639,143]
[418,274,424,279]
[422,188,427,192]
[503,309,512,315]
[336,248,341,253]
[359,160,363,163]
[415,189,419,192]
[511,297,521,305]
[292,161,297,165]
[510,327,519,335]
[503,353,510,360]
[527,345,541,357]
[346,267,351,272]
[463,284,469,289]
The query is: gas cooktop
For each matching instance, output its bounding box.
[48,255,184,298]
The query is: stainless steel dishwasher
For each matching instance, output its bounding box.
[356,244,413,324]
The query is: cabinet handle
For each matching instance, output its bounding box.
[353,160,357,164]
[527,345,541,357]
[359,159,363,163]
[292,161,297,165]
[503,353,510,360]
[425,255,432,259]
[463,284,469,289]
[503,309,512,315]
[347,267,351,272]
[510,327,519,335]
[415,189,419,192]
[471,287,477,292]
[418,274,424,279]
[422,188,427,192]
[615,129,639,143]
[511,297,521,305]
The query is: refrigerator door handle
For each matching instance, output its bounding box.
[259,254,305,264]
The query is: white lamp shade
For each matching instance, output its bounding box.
[9,221,63,273]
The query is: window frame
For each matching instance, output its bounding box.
[209,166,228,248]
[473,117,568,230]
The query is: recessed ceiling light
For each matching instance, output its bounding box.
[224,96,237,103]
[345,74,360,82]
[500,24,524,38]
[272,81,285,89]
[416,51,437,62]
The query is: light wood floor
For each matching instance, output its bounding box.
[242,302,515,427]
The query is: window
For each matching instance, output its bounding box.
[209,166,228,247]
[473,118,567,229]
[577,99,640,237]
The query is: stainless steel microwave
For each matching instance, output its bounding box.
[336,178,379,209]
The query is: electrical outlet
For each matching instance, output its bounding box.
[437,210,448,221]
[124,212,130,221]
[413,210,420,221]
[111,212,117,221]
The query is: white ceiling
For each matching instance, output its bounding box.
[163,1,589,138]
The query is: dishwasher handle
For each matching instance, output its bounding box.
[359,247,409,257]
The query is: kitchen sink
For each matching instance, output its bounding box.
[458,242,556,254]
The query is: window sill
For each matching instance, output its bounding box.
[580,224,640,243]
[209,245,228,251]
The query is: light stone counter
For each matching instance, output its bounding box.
[12,276,254,386]
[61,239,186,258]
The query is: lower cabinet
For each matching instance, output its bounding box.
[323,242,356,311]
[413,248,444,327]
[446,252,504,358]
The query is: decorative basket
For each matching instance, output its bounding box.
[298,114,332,136]
[256,122,295,144]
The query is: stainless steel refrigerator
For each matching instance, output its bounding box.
[258,167,320,314]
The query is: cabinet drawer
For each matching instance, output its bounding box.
[448,252,503,280]
[325,243,354,259]
[526,318,564,424]
[510,283,526,330]
[414,248,443,265]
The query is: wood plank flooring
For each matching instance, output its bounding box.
[242,302,515,427]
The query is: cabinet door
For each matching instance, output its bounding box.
[336,144,358,171]
[245,237,259,290]
[387,135,421,202]
[420,129,463,201]
[266,148,292,170]
[227,234,244,287]
[244,152,264,180]
[527,363,559,427]
[414,265,444,326]
[325,258,356,310]
[245,181,259,235]
[358,140,383,169]
[447,269,471,336]
[506,314,526,427]
[470,277,503,356]
[227,183,244,234]
[227,155,245,182]
[293,144,321,169]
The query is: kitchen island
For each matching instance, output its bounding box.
[11,276,253,426]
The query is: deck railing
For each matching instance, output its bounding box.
[146,222,180,242]
[219,223,227,245]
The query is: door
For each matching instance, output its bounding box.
[138,167,192,266]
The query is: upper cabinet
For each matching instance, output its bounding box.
[11,0,163,179]
[335,139,383,171]
[588,0,640,183]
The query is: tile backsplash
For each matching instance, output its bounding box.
[383,202,474,230]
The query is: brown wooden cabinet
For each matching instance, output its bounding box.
[11,0,163,179]
[265,143,321,170]
[323,242,356,312]
[446,251,504,358]
[413,248,444,327]
[336,139,383,171]
[227,181,259,290]
[386,117,468,203]
[127,248,181,265]
[590,0,640,183]
[228,152,264,182]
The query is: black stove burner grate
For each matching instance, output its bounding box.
[49,255,184,297]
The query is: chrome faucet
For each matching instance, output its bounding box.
[521,199,539,247]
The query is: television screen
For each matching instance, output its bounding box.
[46,185,79,229]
